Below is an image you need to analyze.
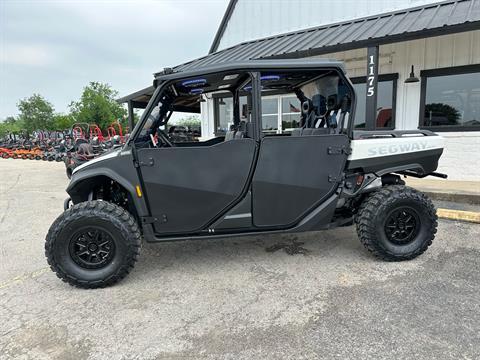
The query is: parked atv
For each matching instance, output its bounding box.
[45,60,445,288]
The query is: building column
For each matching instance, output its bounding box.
[127,100,135,132]
[365,45,379,130]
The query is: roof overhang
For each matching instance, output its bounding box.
[116,85,154,107]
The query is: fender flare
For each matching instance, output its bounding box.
[66,167,149,217]
[374,163,425,176]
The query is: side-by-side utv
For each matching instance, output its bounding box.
[45,60,445,288]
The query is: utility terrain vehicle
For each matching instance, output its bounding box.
[45,60,445,288]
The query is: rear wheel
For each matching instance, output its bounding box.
[45,201,141,288]
[355,185,437,261]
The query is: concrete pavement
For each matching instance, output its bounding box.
[406,178,480,205]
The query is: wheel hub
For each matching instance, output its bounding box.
[88,243,98,252]
[384,207,420,245]
[69,228,115,269]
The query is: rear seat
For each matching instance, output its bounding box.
[225,121,250,141]
[292,105,348,137]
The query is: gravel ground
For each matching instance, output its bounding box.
[0,159,479,360]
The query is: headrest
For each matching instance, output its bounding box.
[327,94,338,110]
[311,94,326,116]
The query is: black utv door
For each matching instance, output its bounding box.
[252,134,349,227]
[137,139,256,234]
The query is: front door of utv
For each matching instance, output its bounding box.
[137,139,256,235]
[252,134,349,227]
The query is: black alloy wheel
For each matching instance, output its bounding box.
[384,207,420,245]
[69,228,116,269]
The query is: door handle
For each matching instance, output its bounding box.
[139,157,154,167]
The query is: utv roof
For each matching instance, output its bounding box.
[117,59,346,106]
[153,59,346,80]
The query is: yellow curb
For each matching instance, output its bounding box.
[437,208,480,224]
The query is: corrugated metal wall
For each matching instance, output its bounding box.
[217,0,443,51]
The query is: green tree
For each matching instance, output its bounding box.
[174,115,201,127]
[424,103,461,126]
[69,82,127,130]
[52,113,75,130]
[4,116,17,125]
[0,117,23,137]
[17,94,55,132]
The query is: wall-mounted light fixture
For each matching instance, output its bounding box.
[218,98,226,105]
[404,65,419,83]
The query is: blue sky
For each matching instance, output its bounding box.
[0,0,229,119]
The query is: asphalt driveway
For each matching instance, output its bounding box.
[0,160,479,360]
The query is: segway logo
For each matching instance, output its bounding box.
[367,141,429,156]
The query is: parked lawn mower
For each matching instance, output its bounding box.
[1,122,129,178]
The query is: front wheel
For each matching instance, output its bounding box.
[45,201,141,288]
[355,185,437,261]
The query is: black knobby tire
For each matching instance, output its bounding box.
[45,201,141,288]
[355,185,437,261]
[66,166,73,179]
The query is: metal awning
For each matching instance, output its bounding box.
[174,0,480,72]
[116,85,154,108]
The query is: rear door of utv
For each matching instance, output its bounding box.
[251,70,351,228]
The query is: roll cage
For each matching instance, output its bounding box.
[128,60,357,145]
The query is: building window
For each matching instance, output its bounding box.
[214,94,301,135]
[262,97,278,134]
[351,74,397,129]
[214,97,233,134]
[420,65,480,131]
[260,95,301,134]
[281,96,301,133]
[214,96,248,135]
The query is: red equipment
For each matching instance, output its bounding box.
[107,121,124,142]
[89,124,105,142]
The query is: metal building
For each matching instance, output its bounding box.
[119,0,480,180]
